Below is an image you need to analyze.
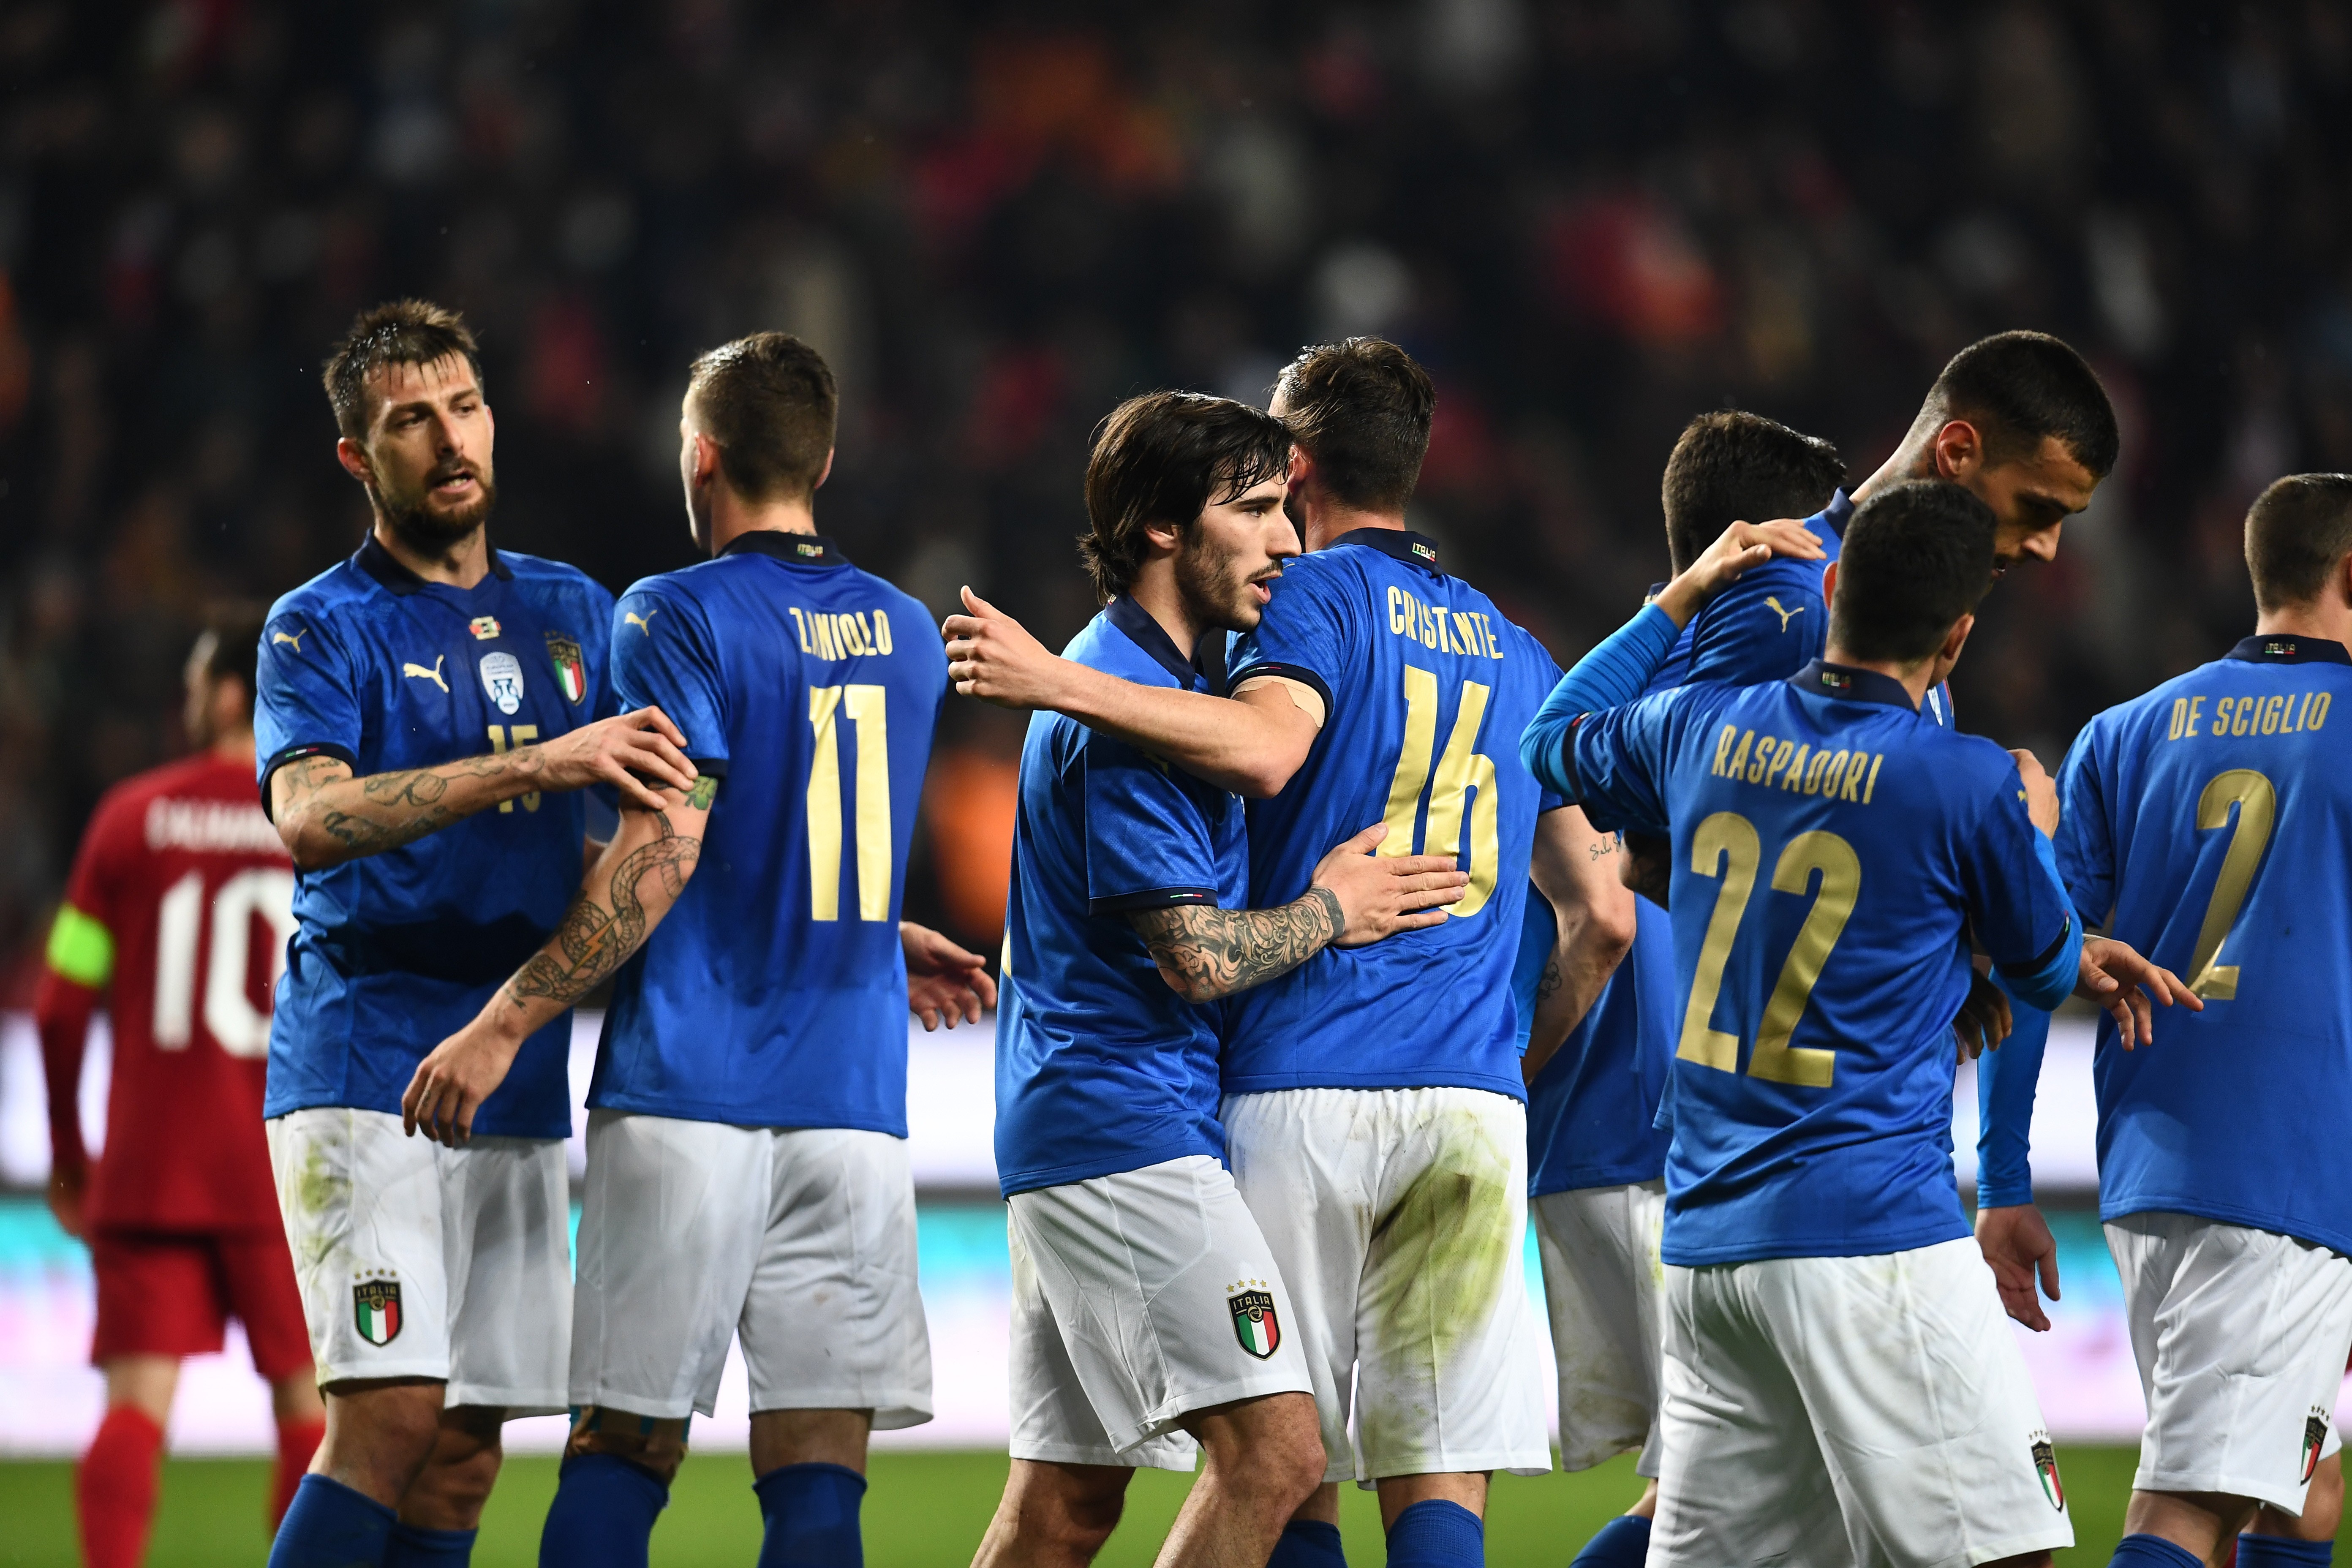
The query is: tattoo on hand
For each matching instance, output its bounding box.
[1130,886,1342,1002]
[506,812,702,1008]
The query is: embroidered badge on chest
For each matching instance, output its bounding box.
[469,615,502,641]
[479,651,526,715]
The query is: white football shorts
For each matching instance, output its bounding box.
[1532,1179,1666,1476]
[1006,1153,1312,1471]
[267,1107,570,1412]
[568,1111,931,1426]
[1651,1236,2074,1568]
[2107,1210,2352,1515]
[1222,1087,1553,1485]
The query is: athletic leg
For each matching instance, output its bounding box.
[1157,1391,1325,1568]
[970,1460,1132,1568]
[270,1373,329,1530]
[749,1408,874,1568]
[78,1356,179,1568]
[271,1378,443,1568]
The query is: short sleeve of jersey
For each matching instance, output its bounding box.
[1954,762,2075,969]
[2053,721,2118,928]
[1081,737,1223,914]
[1229,560,1354,713]
[255,608,363,808]
[1567,685,1718,838]
[611,585,728,770]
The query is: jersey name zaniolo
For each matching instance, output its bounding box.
[2055,634,2352,1256]
[589,532,945,1135]
[255,537,617,1137]
[1223,530,1563,1100]
[1565,661,2073,1266]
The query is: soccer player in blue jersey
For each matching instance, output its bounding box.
[2006,474,2352,1568]
[258,301,701,1568]
[1523,481,2194,1568]
[1513,409,1849,1568]
[950,339,1607,1568]
[400,332,995,1568]
[961,391,1467,1568]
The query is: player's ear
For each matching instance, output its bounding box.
[813,447,835,492]
[1930,420,1983,481]
[1938,612,1976,670]
[335,436,373,487]
[1820,559,1839,605]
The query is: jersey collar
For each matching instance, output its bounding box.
[354,533,512,596]
[2227,633,2352,665]
[1792,658,1916,711]
[1105,593,1227,693]
[1331,526,1444,573]
[722,530,849,566]
[1816,488,1854,541]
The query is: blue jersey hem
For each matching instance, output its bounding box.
[260,1091,571,1141]
[2099,1194,2352,1261]
[1661,1216,1969,1268]
[585,1092,909,1139]
[1531,1159,1669,1198]
[1218,1069,1527,1102]
[996,1135,1221,1199]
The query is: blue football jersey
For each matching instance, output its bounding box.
[587,533,943,1134]
[2050,634,2352,1255]
[1221,529,1563,1100]
[255,538,617,1136]
[1566,660,2076,1265]
[994,597,1248,1196]
[1520,891,1676,1193]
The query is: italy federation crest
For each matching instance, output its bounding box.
[479,651,525,715]
[2030,1432,2065,1511]
[545,633,588,705]
[2305,1408,2330,1483]
[354,1279,402,1346]
[1230,1288,1280,1359]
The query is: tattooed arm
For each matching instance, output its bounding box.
[268,708,700,871]
[401,774,720,1145]
[1521,806,1637,1083]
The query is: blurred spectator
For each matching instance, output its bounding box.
[0,2,2347,993]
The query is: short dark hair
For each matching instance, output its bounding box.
[199,600,268,705]
[321,299,484,443]
[1080,392,1291,602]
[1272,337,1435,513]
[2245,473,2352,611]
[1829,482,1998,664]
[686,332,838,504]
[1660,411,1846,574]
[1923,330,2119,479]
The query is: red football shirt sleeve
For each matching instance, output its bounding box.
[37,794,127,1178]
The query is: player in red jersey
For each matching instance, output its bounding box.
[38,605,326,1568]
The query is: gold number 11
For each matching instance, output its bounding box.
[808,684,891,921]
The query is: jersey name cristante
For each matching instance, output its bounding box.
[2164,688,2331,741]
[1385,583,1508,661]
[144,796,287,856]
[1709,723,1888,805]
[787,604,898,661]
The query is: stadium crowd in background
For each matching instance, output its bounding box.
[1,1,2350,979]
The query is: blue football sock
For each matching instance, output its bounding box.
[2108,1535,2204,1568]
[2237,1536,2335,1568]
[1570,1513,1652,1568]
[383,1522,475,1565]
[1385,1499,1483,1568]
[754,1462,868,1568]
[538,1451,669,1568]
[269,1474,396,1568]
[1267,1518,1347,1568]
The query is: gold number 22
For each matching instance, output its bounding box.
[1676,811,1859,1087]
[808,683,891,921]
[2186,768,2276,999]
[1379,666,1502,917]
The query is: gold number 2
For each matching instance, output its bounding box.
[2186,768,2276,999]
[808,683,892,921]
[1379,666,1503,917]
[1677,812,1858,1087]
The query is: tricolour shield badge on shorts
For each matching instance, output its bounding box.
[545,633,588,705]
[1230,1288,1280,1359]
[2305,1408,2330,1483]
[354,1279,402,1346]
[2029,1432,2065,1511]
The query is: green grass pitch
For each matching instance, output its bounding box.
[4,1445,2343,1564]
